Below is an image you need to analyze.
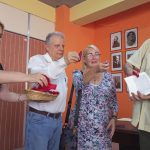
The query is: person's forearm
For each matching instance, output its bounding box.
[0,91,27,102]
[0,71,29,83]
[124,63,133,76]
[83,62,109,84]
[137,91,150,101]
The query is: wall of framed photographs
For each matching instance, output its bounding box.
[95,3,150,117]
[110,28,138,92]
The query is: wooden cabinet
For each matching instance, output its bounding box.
[112,121,140,150]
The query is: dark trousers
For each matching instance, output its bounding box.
[139,130,150,150]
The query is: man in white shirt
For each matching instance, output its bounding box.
[25,32,80,150]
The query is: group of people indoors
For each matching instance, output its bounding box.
[0,21,150,150]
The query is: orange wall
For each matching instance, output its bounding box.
[56,5,96,122]
[56,3,150,121]
[95,3,150,117]
[0,3,149,149]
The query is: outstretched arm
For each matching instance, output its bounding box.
[0,71,48,86]
[0,84,27,102]
[83,62,109,84]
[124,63,133,76]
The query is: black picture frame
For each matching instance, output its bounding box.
[110,31,122,51]
[125,27,138,49]
[112,73,123,92]
[111,52,122,71]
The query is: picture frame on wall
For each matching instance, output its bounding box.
[110,31,122,51]
[111,52,122,71]
[112,73,123,92]
[125,27,138,49]
[126,50,137,62]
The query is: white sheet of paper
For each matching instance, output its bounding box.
[124,72,150,96]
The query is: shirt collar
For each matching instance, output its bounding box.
[44,52,65,64]
[44,53,53,63]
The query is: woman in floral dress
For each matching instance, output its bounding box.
[71,45,118,150]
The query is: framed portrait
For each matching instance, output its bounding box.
[126,50,137,62]
[111,52,122,71]
[125,28,138,49]
[112,73,123,92]
[110,31,122,51]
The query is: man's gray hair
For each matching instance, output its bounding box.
[45,32,64,44]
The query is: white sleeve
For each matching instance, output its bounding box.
[127,39,150,69]
[28,55,67,79]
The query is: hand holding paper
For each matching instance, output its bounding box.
[124,72,150,96]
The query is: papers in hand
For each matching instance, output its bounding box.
[124,72,150,96]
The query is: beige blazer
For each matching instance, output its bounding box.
[127,39,150,132]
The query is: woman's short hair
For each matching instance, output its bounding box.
[83,44,99,57]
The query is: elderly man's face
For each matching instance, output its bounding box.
[46,35,65,61]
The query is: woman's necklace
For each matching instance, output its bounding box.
[92,73,102,84]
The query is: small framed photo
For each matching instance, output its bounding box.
[112,73,123,92]
[111,52,122,71]
[126,50,137,62]
[125,28,138,49]
[110,31,122,51]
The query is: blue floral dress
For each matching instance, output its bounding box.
[71,70,118,150]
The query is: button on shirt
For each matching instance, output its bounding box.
[28,53,68,113]
[127,39,150,132]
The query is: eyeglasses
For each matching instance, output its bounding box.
[86,53,100,59]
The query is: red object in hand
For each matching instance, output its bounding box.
[78,51,82,61]
[32,75,57,92]
[132,70,140,77]
[48,90,59,95]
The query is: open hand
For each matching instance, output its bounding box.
[106,118,116,139]
[28,73,48,87]
[98,62,109,72]
[130,91,150,101]
[64,51,80,65]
